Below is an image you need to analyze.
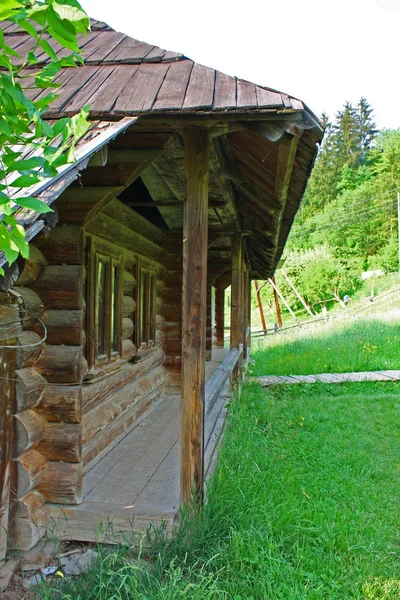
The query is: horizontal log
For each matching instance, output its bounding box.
[155,330,164,345]
[36,384,82,423]
[0,305,21,341]
[121,339,136,361]
[9,512,47,551]
[13,287,45,330]
[104,199,165,246]
[56,186,124,226]
[35,345,87,383]
[83,378,165,468]
[156,278,165,296]
[32,265,85,310]
[35,225,84,265]
[155,314,165,330]
[155,296,163,313]
[82,347,164,411]
[11,489,45,518]
[14,409,47,456]
[35,309,84,346]
[122,317,134,340]
[37,423,82,463]
[123,271,136,295]
[123,295,136,318]
[83,365,166,446]
[15,367,46,412]
[37,461,82,504]
[163,339,182,354]
[15,331,44,369]
[161,305,181,322]
[86,212,164,263]
[16,449,47,497]
[14,246,47,287]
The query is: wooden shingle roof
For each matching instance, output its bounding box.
[1,18,324,279]
[3,19,318,122]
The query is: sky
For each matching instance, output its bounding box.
[80,0,400,130]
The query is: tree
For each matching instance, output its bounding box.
[0,0,90,275]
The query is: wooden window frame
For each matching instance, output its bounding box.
[135,262,156,350]
[86,236,123,371]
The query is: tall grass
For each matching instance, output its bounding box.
[252,309,400,376]
[36,380,400,599]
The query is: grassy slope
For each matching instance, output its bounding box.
[252,313,400,376]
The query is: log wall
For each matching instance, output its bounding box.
[8,198,168,550]
[8,236,85,551]
[160,232,183,390]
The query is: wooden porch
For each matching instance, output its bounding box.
[40,348,238,544]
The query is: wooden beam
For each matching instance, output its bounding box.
[56,186,124,226]
[180,128,209,506]
[274,135,301,245]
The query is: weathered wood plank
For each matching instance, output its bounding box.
[42,502,176,544]
[214,71,236,109]
[152,61,193,111]
[183,63,215,109]
[114,63,170,113]
[181,128,209,506]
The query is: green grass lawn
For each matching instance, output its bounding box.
[36,380,400,600]
[35,310,400,600]
[252,310,400,376]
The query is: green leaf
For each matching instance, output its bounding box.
[14,156,47,171]
[11,173,43,187]
[0,0,23,20]
[17,18,39,41]
[16,197,53,213]
[52,1,88,23]
[39,38,58,61]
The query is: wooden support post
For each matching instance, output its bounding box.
[181,129,209,507]
[271,277,283,329]
[244,268,251,358]
[215,282,225,348]
[230,234,242,350]
[254,280,267,334]
[269,278,301,326]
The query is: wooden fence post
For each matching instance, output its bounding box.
[180,129,209,506]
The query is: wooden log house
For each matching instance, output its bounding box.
[0,19,324,554]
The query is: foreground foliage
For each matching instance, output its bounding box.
[36,375,400,599]
[0,0,90,273]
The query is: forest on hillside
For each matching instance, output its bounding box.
[256,99,400,316]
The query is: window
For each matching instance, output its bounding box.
[135,264,156,349]
[86,237,122,370]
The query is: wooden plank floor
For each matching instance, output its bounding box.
[43,349,230,543]
[257,370,400,386]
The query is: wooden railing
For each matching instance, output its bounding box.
[205,347,242,417]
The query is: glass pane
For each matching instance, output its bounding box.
[111,266,118,352]
[149,274,155,342]
[97,261,107,356]
[141,271,149,344]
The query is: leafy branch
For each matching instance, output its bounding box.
[0,0,91,274]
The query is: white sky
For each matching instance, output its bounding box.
[80,0,400,130]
